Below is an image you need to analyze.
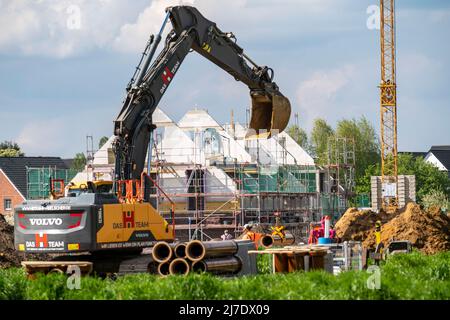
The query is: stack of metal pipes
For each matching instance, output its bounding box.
[151,240,242,276]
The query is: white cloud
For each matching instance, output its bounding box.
[16,118,68,155]
[113,0,195,53]
[296,65,356,126]
[0,0,148,57]
[0,0,346,57]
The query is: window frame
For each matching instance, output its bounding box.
[4,198,12,211]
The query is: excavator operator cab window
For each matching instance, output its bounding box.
[96,184,113,193]
[67,184,88,197]
[67,182,113,197]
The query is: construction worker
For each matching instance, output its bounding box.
[375,220,382,246]
[308,218,336,244]
[308,222,321,244]
[374,220,384,265]
[221,229,233,241]
[241,224,256,241]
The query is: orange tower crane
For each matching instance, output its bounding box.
[379,0,398,211]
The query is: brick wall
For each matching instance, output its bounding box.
[0,169,25,220]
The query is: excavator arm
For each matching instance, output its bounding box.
[114,5,291,181]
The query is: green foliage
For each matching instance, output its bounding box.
[335,117,380,178]
[71,152,86,172]
[356,153,450,203]
[0,140,24,157]
[422,189,449,212]
[0,268,27,300]
[379,251,450,299]
[287,125,310,153]
[256,253,272,274]
[355,163,378,195]
[98,136,109,149]
[26,273,69,300]
[1,252,449,300]
[308,117,380,180]
[0,149,22,157]
[310,118,334,165]
[413,156,450,202]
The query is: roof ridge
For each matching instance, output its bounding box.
[430,145,450,150]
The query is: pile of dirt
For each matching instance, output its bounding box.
[334,208,394,243]
[0,215,51,269]
[335,203,450,255]
[0,214,21,268]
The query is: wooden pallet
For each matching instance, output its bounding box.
[21,261,93,278]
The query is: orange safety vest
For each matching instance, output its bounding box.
[243,231,256,241]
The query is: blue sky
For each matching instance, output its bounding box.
[0,0,449,157]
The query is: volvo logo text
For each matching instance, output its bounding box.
[30,218,63,226]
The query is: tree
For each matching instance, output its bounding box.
[335,117,380,178]
[287,125,310,152]
[98,136,109,149]
[0,140,24,157]
[356,153,450,203]
[310,118,334,165]
[422,189,449,212]
[412,156,450,202]
[71,153,86,172]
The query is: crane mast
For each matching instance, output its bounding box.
[380,0,398,211]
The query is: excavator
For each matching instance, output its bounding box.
[14,5,291,275]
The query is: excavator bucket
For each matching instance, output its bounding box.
[246,94,291,139]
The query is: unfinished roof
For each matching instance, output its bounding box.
[278,131,315,165]
[93,136,115,165]
[154,125,205,164]
[229,123,315,166]
[214,130,252,163]
[153,107,175,127]
[178,108,222,130]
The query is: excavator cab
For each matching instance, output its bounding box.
[248,93,291,139]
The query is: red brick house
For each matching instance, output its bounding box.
[0,167,25,219]
[0,157,69,220]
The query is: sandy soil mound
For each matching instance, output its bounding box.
[335,203,450,255]
[334,208,394,243]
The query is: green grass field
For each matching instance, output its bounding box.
[0,251,449,300]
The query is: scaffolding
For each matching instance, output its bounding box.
[83,110,343,242]
[234,163,320,241]
[149,160,322,242]
[147,161,238,241]
[323,137,356,220]
[27,167,78,199]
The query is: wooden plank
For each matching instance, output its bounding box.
[22,261,92,267]
[21,261,93,276]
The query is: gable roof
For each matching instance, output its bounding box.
[0,168,26,199]
[178,109,222,130]
[153,107,175,127]
[428,146,450,171]
[0,157,68,198]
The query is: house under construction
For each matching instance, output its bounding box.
[67,107,355,242]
